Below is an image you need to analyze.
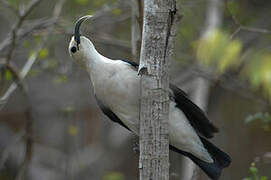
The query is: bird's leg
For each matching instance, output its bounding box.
[132,134,139,154]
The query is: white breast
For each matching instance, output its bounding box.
[91,61,141,133]
[90,60,212,163]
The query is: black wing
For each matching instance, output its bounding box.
[170,84,218,138]
[121,59,139,68]
[120,59,218,138]
[95,95,131,131]
[170,136,231,180]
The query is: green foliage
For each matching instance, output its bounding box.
[68,124,79,136]
[63,105,75,113]
[196,29,271,98]
[47,59,57,69]
[38,48,49,59]
[112,8,121,16]
[243,163,269,180]
[227,1,239,16]
[196,29,242,73]
[6,0,20,8]
[93,0,105,7]
[74,0,89,6]
[242,52,271,98]
[103,172,125,180]
[23,40,31,49]
[53,75,68,84]
[29,50,35,59]
[29,69,42,77]
[34,35,42,44]
[4,69,13,81]
[245,112,271,131]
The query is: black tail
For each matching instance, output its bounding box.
[170,137,231,180]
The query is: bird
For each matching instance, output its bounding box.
[68,15,231,180]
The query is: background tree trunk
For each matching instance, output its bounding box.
[131,0,143,62]
[179,0,224,179]
[138,0,181,180]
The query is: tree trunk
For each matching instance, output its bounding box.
[131,0,143,62]
[180,0,223,179]
[138,1,181,180]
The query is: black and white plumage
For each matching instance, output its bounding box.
[68,16,231,180]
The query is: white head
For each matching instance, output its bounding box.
[68,15,96,68]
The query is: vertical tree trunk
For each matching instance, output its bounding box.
[180,0,223,179]
[131,0,143,62]
[138,1,181,180]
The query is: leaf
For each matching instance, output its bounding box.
[242,52,271,98]
[196,29,242,72]
[34,35,42,44]
[53,75,68,84]
[29,69,41,77]
[4,69,13,81]
[29,50,35,58]
[218,39,242,73]
[103,172,125,180]
[245,112,264,124]
[68,125,78,136]
[261,176,268,180]
[75,0,89,5]
[228,1,239,15]
[39,48,49,59]
[62,105,75,113]
[249,163,258,175]
[112,8,121,16]
[93,0,105,7]
[23,40,31,49]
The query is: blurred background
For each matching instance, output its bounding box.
[0,0,271,179]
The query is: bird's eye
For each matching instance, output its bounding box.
[70,46,77,53]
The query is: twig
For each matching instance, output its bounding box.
[15,0,66,178]
[230,26,241,39]
[0,0,65,109]
[0,40,45,109]
[0,1,66,179]
[225,0,271,38]
[5,0,42,64]
[240,25,271,34]
[193,67,270,106]
[0,18,57,54]
[0,130,25,169]
[0,0,19,16]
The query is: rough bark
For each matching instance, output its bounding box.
[138,1,181,180]
[180,0,223,179]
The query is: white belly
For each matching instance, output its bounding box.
[92,62,212,162]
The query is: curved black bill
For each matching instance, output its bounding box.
[74,15,92,48]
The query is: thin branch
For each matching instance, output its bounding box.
[0,0,19,16]
[0,130,25,169]
[193,67,270,106]
[0,0,65,109]
[14,1,66,179]
[0,18,57,54]
[240,25,271,34]
[225,0,271,38]
[225,0,239,26]
[230,26,241,39]
[5,0,42,63]
[15,107,33,180]
[0,40,44,109]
